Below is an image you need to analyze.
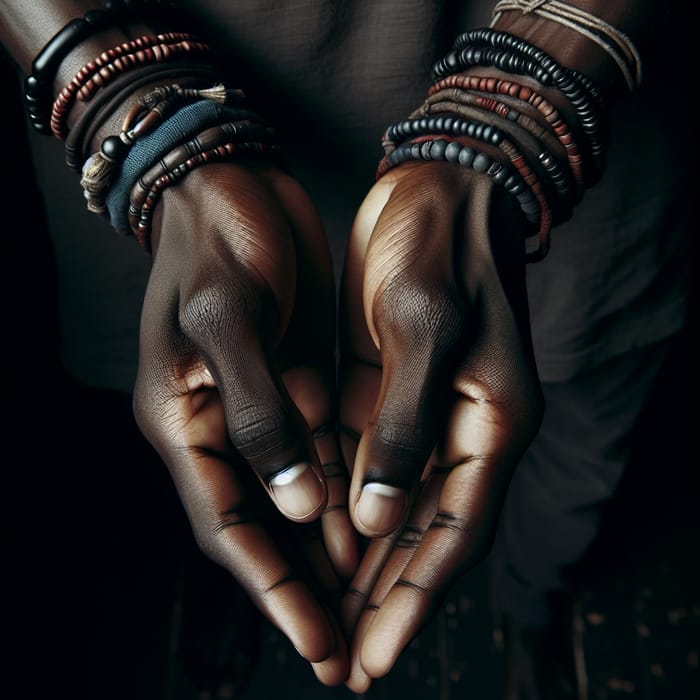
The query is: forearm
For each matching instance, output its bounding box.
[1,2,143,90]
[0,1,182,139]
[489,0,656,99]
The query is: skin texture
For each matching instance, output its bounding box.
[337,161,543,690]
[132,162,358,685]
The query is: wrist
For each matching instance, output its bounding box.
[489,1,652,99]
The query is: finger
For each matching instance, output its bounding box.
[280,363,358,580]
[180,448,338,664]
[175,255,330,523]
[134,259,339,667]
[348,173,469,537]
[318,442,358,580]
[284,520,351,684]
[272,169,360,579]
[310,608,350,687]
[344,469,444,691]
[135,382,338,665]
[345,605,378,693]
[358,387,538,679]
[341,532,398,636]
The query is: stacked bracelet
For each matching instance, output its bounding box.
[64,62,224,172]
[50,31,199,138]
[428,74,586,196]
[376,26,616,261]
[28,1,284,255]
[100,98,278,235]
[129,134,283,251]
[81,87,255,217]
[433,28,607,177]
[24,0,179,134]
[407,92,574,213]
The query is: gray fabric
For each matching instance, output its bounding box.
[489,339,672,626]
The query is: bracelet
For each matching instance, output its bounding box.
[64,62,224,171]
[392,107,568,226]
[417,87,568,162]
[378,135,550,261]
[53,36,212,139]
[24,0,178,134]
[406,92,574,213]
[102,99,270,233]
[429,74,586,194]
[450,28,605,111]
[378,134,538,218]
[128,119,280,224]
[490,0,642,91]
[433,28,607,177]
[129,135,283,252]
[50,31,194,138]
[80,83,245,215]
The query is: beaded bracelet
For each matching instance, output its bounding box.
[128,119,280,224]
[391,108,566,228]
[490,0,642,92]
[129,134,283,252]
[50,31,195,138]
[52,36,212,140]
[102,99,272,234]
[433,28,607,177]
[376,134,548,243]
[429,74,586,194]
[416,87,569,164]
[448,89,575,205]
[24,0,179,134]
[450,28,605,113]
[406,92,574,214]
[64,62,224,172]
[80,83,247,215]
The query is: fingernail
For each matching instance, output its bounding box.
[269,463,325,519]
[355,482,407,535]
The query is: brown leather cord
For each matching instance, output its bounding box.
[64,62,223,171]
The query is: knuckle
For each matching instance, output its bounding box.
[375,279,465,352]
[178,283,250,346]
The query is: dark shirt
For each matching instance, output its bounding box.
[22,0,693,389]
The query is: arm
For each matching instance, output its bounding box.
[338,0,656,690]
[1,0,357,684]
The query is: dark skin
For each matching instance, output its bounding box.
[337,161,543,690]
[333,2,656,688]
[0,0,657,691]
[136,163,356,685]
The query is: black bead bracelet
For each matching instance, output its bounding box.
[24,0,179,134]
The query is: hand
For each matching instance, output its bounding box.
[337,161,544,691]
[132,162,357,686]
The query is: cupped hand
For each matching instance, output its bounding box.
[131,161,357,685]
[337,161,544,691]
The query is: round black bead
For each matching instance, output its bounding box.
[101,135,129,161]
